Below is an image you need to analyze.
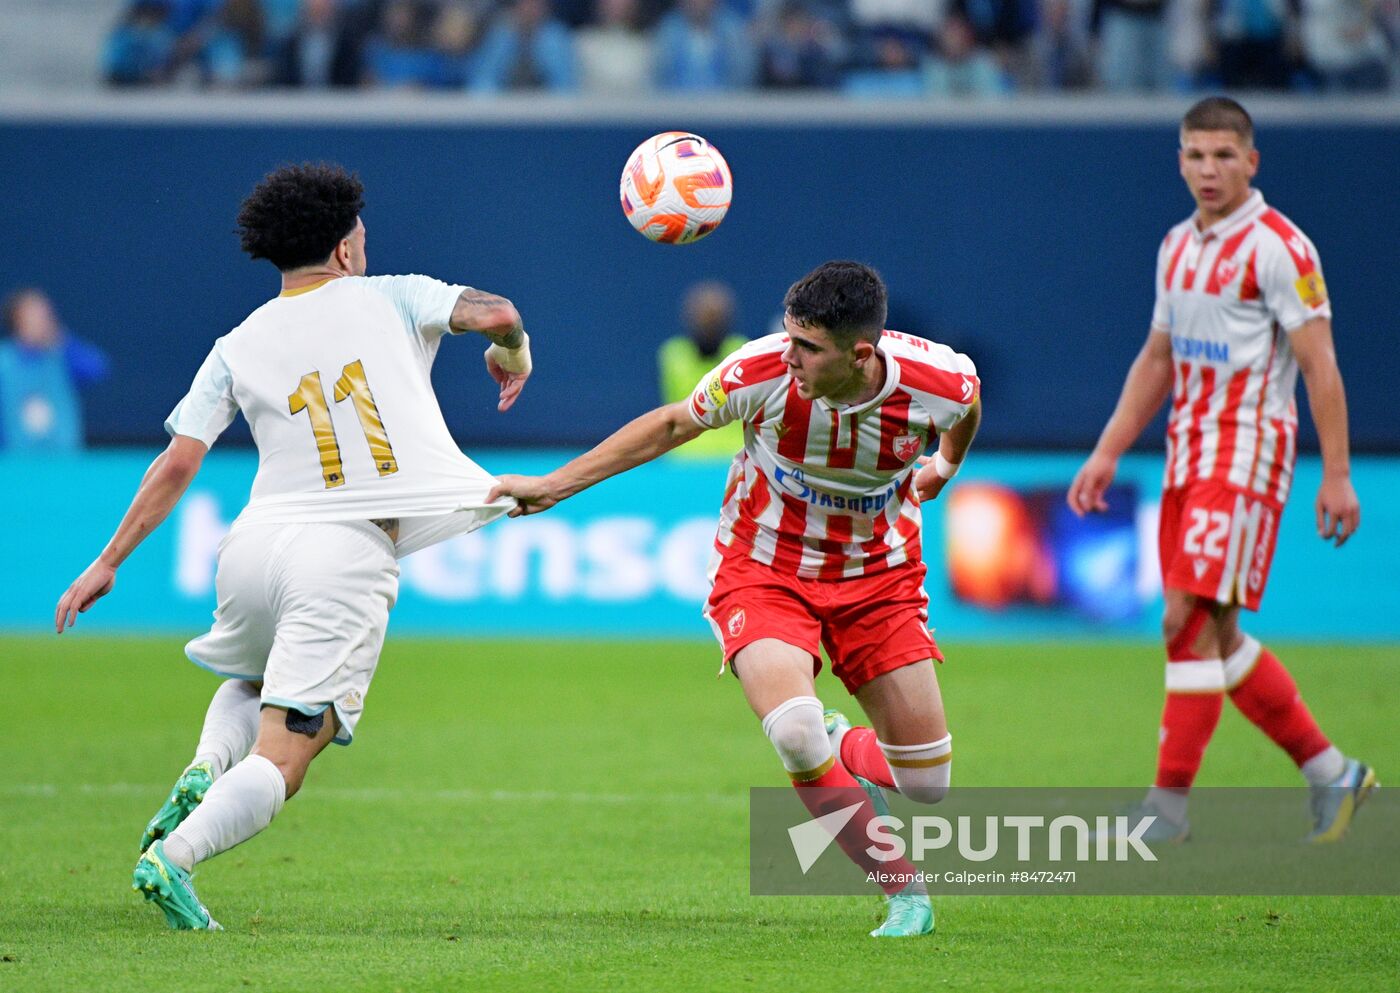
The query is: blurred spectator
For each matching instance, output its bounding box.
[104,1,178,85]
[1030,0,1095,87]
[429,2,482,87]
[657,282,748,460]
[1299,0,1392,88]
[1212,0,1298,88]
[654,0,758,91]
[364,0,441,87]
[1093,0,1172,90]
[758,1,846,87]
[576,0,656,93]
[1166,0,1214,88]
[471,0,580,92]
[203,0,270,87]
[957,0,1040,84]
[0,290,109,453]
[275,0,354,86]
[843,27,928,94]
[925,10,1014,93]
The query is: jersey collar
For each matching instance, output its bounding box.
[1192,189,1266,243]
[279,276,339,298]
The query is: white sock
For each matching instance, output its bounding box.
[880,734,952,804]
[164,754,286,870]
[760,697,833,780]
[191,680,262,779]
[1300,745,1347,786]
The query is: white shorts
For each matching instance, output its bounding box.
[185,520,400,745]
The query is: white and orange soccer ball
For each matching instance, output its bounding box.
[619,132,732,245]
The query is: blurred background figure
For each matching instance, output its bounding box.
[924,8,1014,95]
[1298,0,1392,90]
[843,26,928,94]
[0,289,109,453]
[104,0,178,85]
[274,0,355,87]
[654,0,758,92]
[576,0,656,93]
[472,0,580,92]
[1093,0,1172,91]
[429,1,483,87]
[363,0,440,88]
[657,281,748,460]
[757,1,846,89]
[1211,0,1298,88]
[1030,0,1095,88]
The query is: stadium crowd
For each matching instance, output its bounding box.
[103,0,1398,95]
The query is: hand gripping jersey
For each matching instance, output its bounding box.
[165,275,509,556]
[689,330,979,579]
[1151,190,1332,507]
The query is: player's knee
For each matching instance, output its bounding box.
[760,696,831,778]
[883,734,952,804]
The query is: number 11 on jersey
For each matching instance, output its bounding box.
[288,359,399,489]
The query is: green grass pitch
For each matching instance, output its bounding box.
[1,634,1395,992]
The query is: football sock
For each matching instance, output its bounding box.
[1144,785,1189,826]
[163,754,286,871]
[1226,638,1337,776]
[838,726,896,789]
[761,697,920,896]
[191,679,262,780]
[1155,606,1223,790]
[879,735,952,804]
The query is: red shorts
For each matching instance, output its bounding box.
[1159,479,1282,612]
[704,551,943,695]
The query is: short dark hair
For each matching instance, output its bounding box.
[1182,97,1254,144]
[783,261,888,345]
[236,163,364,271]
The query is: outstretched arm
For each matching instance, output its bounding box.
[450,287,532,412]
[1292,317,1359,546]
[55,435,207,632]
[1067,330,1174,516]
[489,402,706,516]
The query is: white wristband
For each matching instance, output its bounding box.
[934,452,961,480]
[486,331,531,375]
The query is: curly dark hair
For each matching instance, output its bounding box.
[783,261,887,345]
[236,163,364,271]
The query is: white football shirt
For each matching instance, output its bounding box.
[166,274,511,556]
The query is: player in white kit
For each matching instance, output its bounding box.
[53,164,533,929]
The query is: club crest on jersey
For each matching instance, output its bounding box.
[727,607,746,638]
[893,434,922,462]
[1215,258,1240,285]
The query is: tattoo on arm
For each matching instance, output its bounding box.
[452,287,524,346]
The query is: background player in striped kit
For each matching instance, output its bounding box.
[491,261,980,938]
[1067,97,1374,842]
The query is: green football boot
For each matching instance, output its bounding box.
[871,886,935,938]
[140,761,213,853]
[132,840,221,931]
[1308,759,1379,843]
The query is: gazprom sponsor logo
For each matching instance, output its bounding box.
[1171,336,1230,363]
[773,466,897,515]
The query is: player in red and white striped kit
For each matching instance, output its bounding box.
[1068,97,1375,842]
[492,261,980,937]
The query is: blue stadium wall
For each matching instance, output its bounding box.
[2,107,1398,450]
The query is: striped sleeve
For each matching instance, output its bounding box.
[688,338,788,429]
[898,345,979,433]
[1256,213,1331,331]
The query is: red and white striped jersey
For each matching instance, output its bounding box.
[1151,190,1331,506]
[688,330,979,579]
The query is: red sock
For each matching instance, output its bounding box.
[795,761,915,895]
[1228,647,1331,766]
[1155,605,1223,790]
[839,727,896,789]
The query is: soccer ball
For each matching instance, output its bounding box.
[619,132,732,245]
